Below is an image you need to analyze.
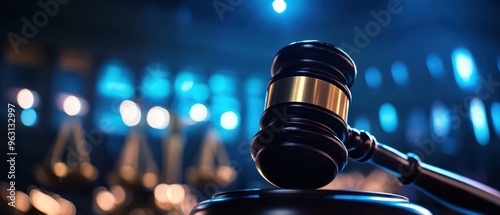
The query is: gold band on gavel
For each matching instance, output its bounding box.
[265,76,350,121]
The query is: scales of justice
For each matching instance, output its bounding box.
[190,41,500,214]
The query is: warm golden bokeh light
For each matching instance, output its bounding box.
[142,172,158,189]
[167,184,185,205]
[54,195,76,215]
[29,188,60,215]
[14,191,31,212]
[110,185,127,205]
[321,169,400,193]
[120,165,136,182]
[95,189,117,212]
[53,161,69,178]
[154,183,169,204]
[80,162,98,181]
[216,166,236,184]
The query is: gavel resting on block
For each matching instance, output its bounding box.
[190,41,500,215]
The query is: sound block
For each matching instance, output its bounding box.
[191,189,431,215]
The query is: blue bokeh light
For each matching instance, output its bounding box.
[491,102,500,137]
[245,78,265,96]
[141,65,170,99]
[365,67,382,89]
[175,72,195,94]
[426,53,445,78]
[209,73,236,95]
[353,116,371,132]
[211,96,240,114]
[406,109,427,144]
[470,98,490,146]
[246,97,264,139]
[97,61,134,98]
[245,78,266,139]
[379,103,398,133]
[451,47,479,90]
[391,61,409,86]
[94,60,135,135]
[21,108,37,127]
[192,83,210,102]
[431,101,451,138]
[181,81,193,92]
[211,95,240,138]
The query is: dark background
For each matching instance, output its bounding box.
[1,0,500,214]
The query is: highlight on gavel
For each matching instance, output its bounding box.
[191,41,500,215]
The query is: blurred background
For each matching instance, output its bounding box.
[1,0,499,214]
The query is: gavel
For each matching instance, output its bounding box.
[191,41,500,215]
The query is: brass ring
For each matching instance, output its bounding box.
[265,76,349,121]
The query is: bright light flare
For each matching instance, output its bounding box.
[220,111,239,130]
[190,103,208,122]
[63,95,82,116]
[17,88,35,109]
[120,100,141,126]
[272,0,287,13]
[452,47,478,90]
[146,106,170,129]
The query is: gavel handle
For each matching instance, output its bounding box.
[347,128,500,214]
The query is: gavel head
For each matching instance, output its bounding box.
[250,40,357,189]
